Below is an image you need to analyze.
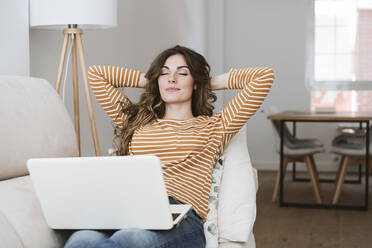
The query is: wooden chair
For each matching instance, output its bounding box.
[268,106,325,204]
[270,127,325,204]
[272,153,324,203]
[331,144,372,204]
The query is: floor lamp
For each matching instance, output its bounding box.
[29,0,118,156]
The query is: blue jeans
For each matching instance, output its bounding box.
[64,197,205,248]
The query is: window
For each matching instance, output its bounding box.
[309,0,372,112]
[311,90,372,111]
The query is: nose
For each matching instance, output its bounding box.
[168,72,176,83]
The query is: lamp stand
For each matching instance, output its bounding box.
[55,26,101,156]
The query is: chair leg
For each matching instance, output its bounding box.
[335,156,345,185]
[332,156,350,204]
[272,157,289,202]
[310,155,321,190]
[305,155,322,204]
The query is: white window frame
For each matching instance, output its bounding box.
[306,0,372,91]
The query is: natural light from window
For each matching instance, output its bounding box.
[311,0,372,112]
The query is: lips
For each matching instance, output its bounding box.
[166,87,180,92]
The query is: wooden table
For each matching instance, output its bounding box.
[267,111,372,210]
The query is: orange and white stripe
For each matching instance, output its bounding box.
[88,65,274,220]
[88,65,141,127]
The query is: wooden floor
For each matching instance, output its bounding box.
[254,171,372,248]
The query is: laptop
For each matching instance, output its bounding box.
[27,155,192,230]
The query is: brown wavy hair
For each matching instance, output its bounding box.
[113,45,217,155]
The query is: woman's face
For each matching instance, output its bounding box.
[158,54,196,105]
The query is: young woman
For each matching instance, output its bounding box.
[64,45,274,248]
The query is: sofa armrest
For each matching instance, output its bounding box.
[0,176,71,248]
[0,210,23,248]
[218,125,257,243]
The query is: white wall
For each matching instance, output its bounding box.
[0,0,29,76]
[30,0,341,170]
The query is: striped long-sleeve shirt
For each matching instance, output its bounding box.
[88,65,274,221]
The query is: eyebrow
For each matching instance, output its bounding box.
[162,65,190,70]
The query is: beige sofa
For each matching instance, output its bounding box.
[0,76,78,247]
[0,76,257,248]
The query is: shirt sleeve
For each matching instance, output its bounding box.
[220,67,275,148]
[87,65,142,128]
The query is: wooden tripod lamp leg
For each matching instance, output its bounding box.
[55,32,70,92]
[71,36,81,156]
[75,32,101,156]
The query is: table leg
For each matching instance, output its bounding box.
[292,121,297,181]
[280,120,284,206]
[365,121,369,210]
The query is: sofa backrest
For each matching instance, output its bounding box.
[0,76,78,180]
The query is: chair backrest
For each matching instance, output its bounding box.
[270,120,300,148]
[265,105,296,149]
[0,76,78,180]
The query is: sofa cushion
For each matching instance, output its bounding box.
[0,176,70,248]
[218,124,257,243]
[0,211,23,248]
[0,76,78,180]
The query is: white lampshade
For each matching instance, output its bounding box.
[30,0,117,30]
